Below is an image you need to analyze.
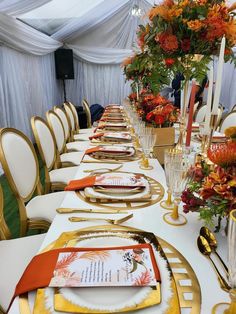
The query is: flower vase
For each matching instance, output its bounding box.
[152,127,175,164]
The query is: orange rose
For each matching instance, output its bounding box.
[157,32,178,52]
[187,20,204,31]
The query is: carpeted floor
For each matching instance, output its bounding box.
[0,150,45,238]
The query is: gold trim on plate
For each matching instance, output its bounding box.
[75,173,164,210]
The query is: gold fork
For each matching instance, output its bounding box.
[68,213,133,224]
[83,164,122,173]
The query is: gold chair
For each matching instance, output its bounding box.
[0,184,46,313]
[194,104,223,128]
[63,102,91,141]
[218,110,236,133]
[54,105,73,143]
[31,116,80,192]
[0,127,67,236]
[194,104,207,123]
[231,104,236,112]
[46,110,89,153]
[82,99,92,128]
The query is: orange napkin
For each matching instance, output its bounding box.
[9,243,161,312]
[65,176,96,191]
[89,133,104,140]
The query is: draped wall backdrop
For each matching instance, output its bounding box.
[0,0,236,176]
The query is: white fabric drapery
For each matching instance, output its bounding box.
[52,0,152,109]
[66,59,131,106]
[0,0,52,16]
[67,45,132,64]
[0,46,62,138]
[0,12,62,55]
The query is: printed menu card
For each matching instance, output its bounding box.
[49,244,159,287]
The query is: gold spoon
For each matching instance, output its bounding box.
[197,236,230,292]
[200,226,228,274]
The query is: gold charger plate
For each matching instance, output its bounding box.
[76,172,164,210]
[19,225,201,314]
[88,148,141,162]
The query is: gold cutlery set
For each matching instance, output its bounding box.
[197,227,230,292]
[57,207,133,225]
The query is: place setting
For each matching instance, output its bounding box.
[17,221,202,314]
[64,170,164,210]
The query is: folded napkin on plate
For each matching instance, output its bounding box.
[65,173,145,191]
[89,133,104,140]
[103,132,132,141]
[10,243,160,312]
[199,131,227,142]
[65,175,96,190]
[85,146,135,157]
[98,123,128,129]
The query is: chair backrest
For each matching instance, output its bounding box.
[216,105,223,128]
[46,110,67,154]
[0,128,40,202]
[54,106,71,142]
[31,116,58,171]
[69,102,80,132]
[193,101,199,116]
[0,184,11,240]
[82,99,92,128]
[194,104,206,123]
[64,102,76,133]
[231,104,236,112]
[219,110,236,133]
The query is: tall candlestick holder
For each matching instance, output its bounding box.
[208,114,218,148]
[176,81,189,151]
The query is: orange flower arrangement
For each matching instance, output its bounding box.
[125,0,236,94]
[182,141,236,231]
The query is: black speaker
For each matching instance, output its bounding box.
[54,49,74,79]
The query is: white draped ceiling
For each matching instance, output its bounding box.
[0,0,235,145]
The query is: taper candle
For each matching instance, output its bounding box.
[204,62,213,133]
[212,36,225,114]
[186,81,197,147]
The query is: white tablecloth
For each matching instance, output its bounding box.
[9,147,229,314]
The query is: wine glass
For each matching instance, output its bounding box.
[163,157,191,226]
[212,209,236,314]
[139,128,154,170]
[160,149,182,210]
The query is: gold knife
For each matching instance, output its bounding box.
[56,208,128,214]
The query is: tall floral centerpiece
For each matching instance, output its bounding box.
[136,0,236,93]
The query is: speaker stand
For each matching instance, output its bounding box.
[62,79,67,102]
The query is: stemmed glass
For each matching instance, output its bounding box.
[212,209,236,314]
[163,157,192,226]
[139,127,155,170]
[160,149,182,210]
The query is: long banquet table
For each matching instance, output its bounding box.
[9,137,230,314]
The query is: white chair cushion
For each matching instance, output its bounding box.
[79,127,95,134]
[49,166,78,184]
[60,152,84,166]
[26,191,67,222]
[73,133,91,141]
[0,233,45,311]
[66,141,90,152]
